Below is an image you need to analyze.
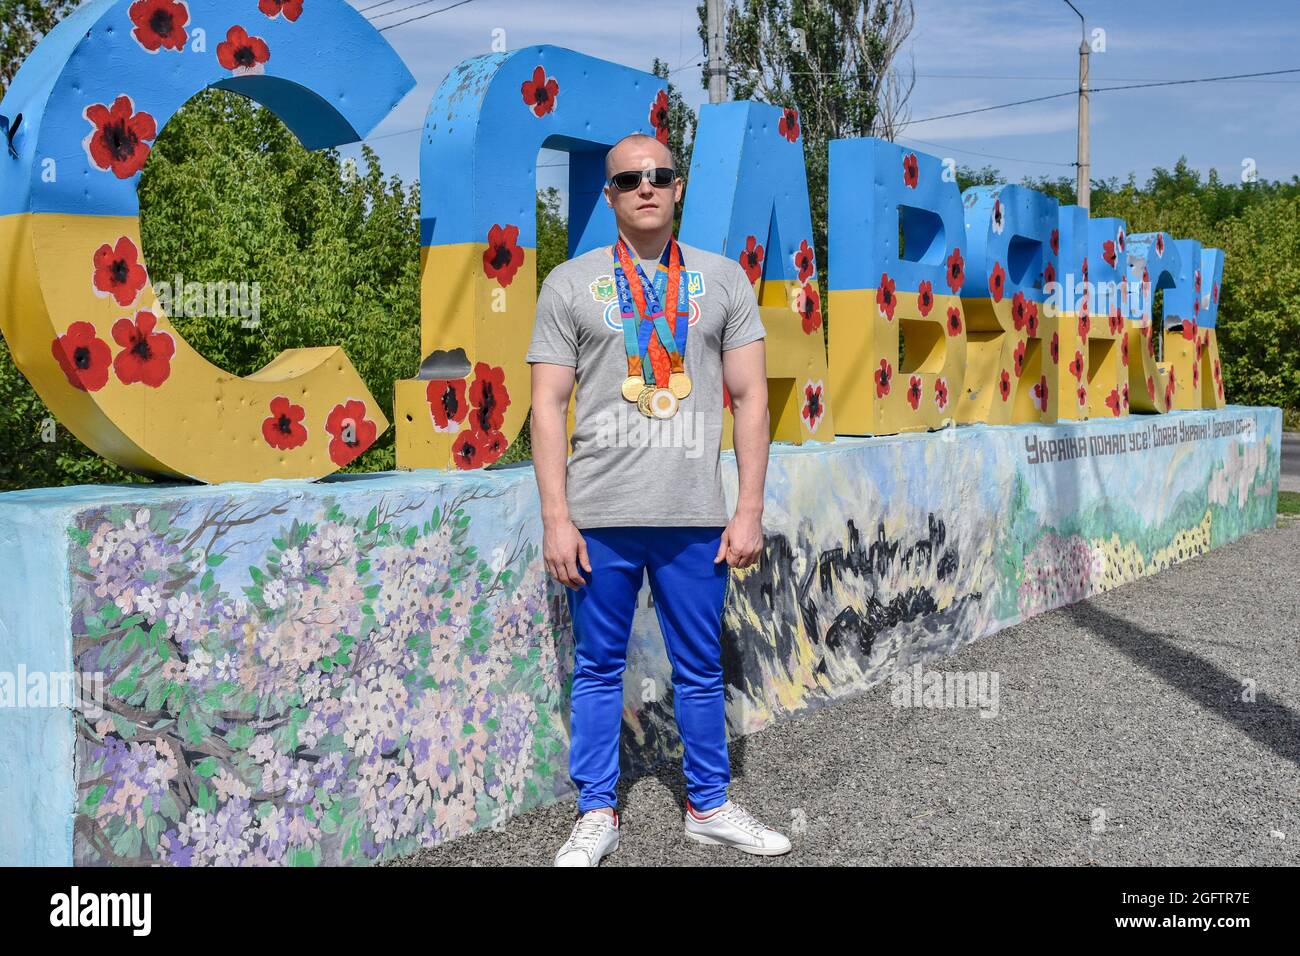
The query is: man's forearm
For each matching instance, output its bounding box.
[730,391,769,517]
[532,403,571,525]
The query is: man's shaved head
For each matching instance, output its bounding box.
[605,133,675,179]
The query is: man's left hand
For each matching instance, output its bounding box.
[715,510,763,568]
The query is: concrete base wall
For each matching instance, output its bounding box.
[0,407,1281,865]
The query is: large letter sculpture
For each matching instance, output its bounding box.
[1165,237,1226,410]
[680,102,833,442]
[394,46,666,469]
[956,184,1057,425]
[827,139,966,434]
[1124,232,1180,413]
[0,0,415,481]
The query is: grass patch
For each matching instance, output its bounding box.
[1279,492,1300,516]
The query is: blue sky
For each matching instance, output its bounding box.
[343,0,1300,196]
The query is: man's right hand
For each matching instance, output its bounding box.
[543,519,592,588]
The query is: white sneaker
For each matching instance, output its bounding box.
[554,809,620,866]
[684,799,792,856]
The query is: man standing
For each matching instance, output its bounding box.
[526,132,790,866]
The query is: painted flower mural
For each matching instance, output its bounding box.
[71,490,571,866]
[129,0,191,53]
[83,96,157,179]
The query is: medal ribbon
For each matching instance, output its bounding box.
[613,236,688,386]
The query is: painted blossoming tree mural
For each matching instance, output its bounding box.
[71,488,574,865]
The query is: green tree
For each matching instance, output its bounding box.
[1,0,76,94]
[698,0,915,309]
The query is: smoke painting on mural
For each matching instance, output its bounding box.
[0,0,1232,482]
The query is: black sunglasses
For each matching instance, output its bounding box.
[608,167,677,191]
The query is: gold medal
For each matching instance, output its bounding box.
[668,371,692,399]
[621,375,645,402]
[636,385,657,417]
[648,388,679,419]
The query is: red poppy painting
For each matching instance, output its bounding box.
[522,66,559,117]
[917,279,934,317]
[217,26,271,76]
[1029,374,1050,411]
[483,224,524,287]
[798,283,823,334]
[876,273,897,321]
[1012,291,1028,331]
[83,96,157,179]
[52,323,112,392]
[935,377,949,411]
[326,399,378,467]
[468,362,510,434]
[946,305,962,337]
[906,374,922,411]
[426,378,470,433]
[1069,350,1084,382]
[998,369,1011,402]
[129,0,190,53]
[946,248,965,293]
[801,381,825,433]
[112,311,175,387]
[262,396,308,450]
[739,236,764,284]
[989,261,1006,302]
[649,90,670,145]
[453,425,508,470]
[259,0,305,22]
[1033,375,1049,413]
[794,240,815,282]
[778,107,800,142]
[92,237,149,307]
[875,358,892,398]
[1013,339,1026,377]
[1104,388,1121,417]
[902,153,919,188]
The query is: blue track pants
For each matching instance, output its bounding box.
[564,525,731,814]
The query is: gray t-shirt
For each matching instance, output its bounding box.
[525,240,766,529]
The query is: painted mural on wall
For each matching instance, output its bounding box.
[62,406,1280,865]
[70,485,575,865]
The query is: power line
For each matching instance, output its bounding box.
[357,0,407,13]
[901,90,1077,128]
[377,0,479,32]
[1090,66,1300,93]
[366,0,450,21]
[895,134,1075,169]
[898,65,1300,130]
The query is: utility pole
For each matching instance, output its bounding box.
[1065,1,1090,210]
[706,0,727,104]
